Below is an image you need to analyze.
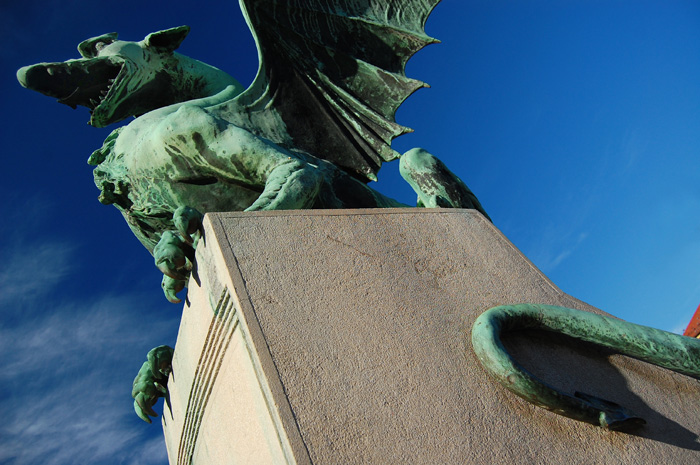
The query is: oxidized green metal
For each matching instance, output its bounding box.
[401,148,491,220]
[471,304,700,431]
[17,0,489,305]
[18,0,493,424]
[132,345,174,423]
[17,1,694,435]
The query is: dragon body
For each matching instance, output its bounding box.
[18,1,489,303]
[17,0,493,423]
[89,77,408,253]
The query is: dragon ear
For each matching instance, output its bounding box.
[144,26,190,52]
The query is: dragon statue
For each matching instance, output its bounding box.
[18,0,697,434]
[18,0,490,424]
[17,3,489,305]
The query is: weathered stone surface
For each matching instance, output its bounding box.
[163,209,700,464]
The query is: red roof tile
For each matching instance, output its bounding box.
[683,303,700,338]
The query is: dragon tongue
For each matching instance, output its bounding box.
[57,87,80,109]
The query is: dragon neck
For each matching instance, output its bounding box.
[170,53,245,100]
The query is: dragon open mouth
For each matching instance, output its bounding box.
[17,58,123,125]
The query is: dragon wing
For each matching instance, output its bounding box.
[224,0,441,182]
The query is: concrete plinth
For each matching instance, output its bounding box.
[162,209,700,464]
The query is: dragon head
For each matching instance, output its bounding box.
[17,26,220,127]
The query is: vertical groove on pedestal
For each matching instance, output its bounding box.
[177,288,239,465]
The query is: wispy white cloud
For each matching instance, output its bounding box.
[0,203,179,465]
[0,242,75,306]
[545,231,589,271]
[619,129,647,174]
[528,228,590,273]
[0,291,179,465]
[0,194,77,309]
[523,128,645,273]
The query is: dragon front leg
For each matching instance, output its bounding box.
[245,160,323,211]
[153,206,203,303]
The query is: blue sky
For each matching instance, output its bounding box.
[1,1,699,463]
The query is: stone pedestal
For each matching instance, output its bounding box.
[162,209,700,464]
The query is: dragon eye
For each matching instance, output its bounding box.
[94,40,114,53]
[78,33,118,58]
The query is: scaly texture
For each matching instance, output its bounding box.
[471,304,700,430]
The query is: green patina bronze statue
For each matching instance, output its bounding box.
[20,0,693,433]
[17,0,489,305]
[471,304,700,431]
[132,345,174,424]
[18,0,491,424]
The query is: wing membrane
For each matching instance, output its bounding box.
[228,0,441,181]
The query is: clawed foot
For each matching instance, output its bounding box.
[132,345,174,423]
[173,205,204,245]
[161,275,186,304]
[153,206,203,303]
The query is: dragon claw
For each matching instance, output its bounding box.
[156,259,187,281]
[132,345,174,423]
[147,345,175,378]
[133,397,153,424]
[173,206,203,244]
[400,148,491,220]
[154,231,189,280]
[420,194,452,209]
[135,392,158,418]
[161,275,186,303]
[153,208,202,303]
